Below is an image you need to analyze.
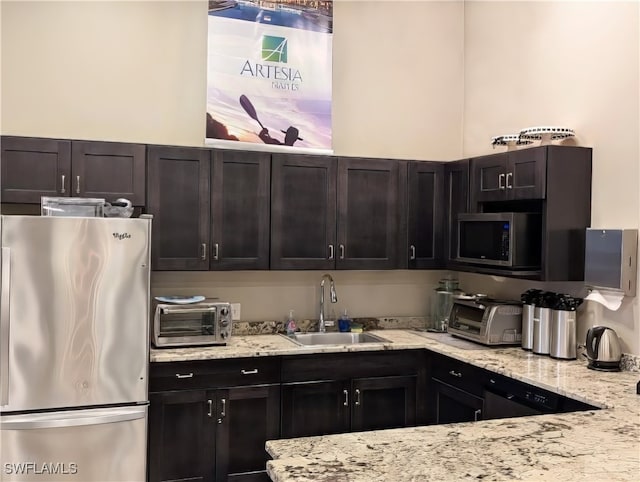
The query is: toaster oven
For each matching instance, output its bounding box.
[152,300,233,348]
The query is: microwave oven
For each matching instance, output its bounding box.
[456,212,542,268]
[152,300,233,348]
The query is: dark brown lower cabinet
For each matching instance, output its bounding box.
[281,375,418,439]
[281,380,350,438]
[216,385,280,482]
[148,390,215,482]
[351,376,417,432]
[430,379,484,424]
[148,385,279,482]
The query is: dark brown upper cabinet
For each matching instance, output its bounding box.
[462,146,592,281]
[337,157,399,269]
[271,155,399,270]
[1,136,145,205]
[147,146,211,271]
[211,150,270,270]
[444,159,470,265]
[271,154,337,270]
[470,147,546,208]
[72,141,146,205]
[401,161,445,269]
[147,146,270,271]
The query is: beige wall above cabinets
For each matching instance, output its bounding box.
[0,0,465,161]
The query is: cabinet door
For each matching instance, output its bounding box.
[407,161,444,268]
[1,136,71,203]
[270,154,337,269]
[430,379,484,424]
[211,150,270,270]
[215,385,280,481]
[470,153,507,206]
[148,390,216,482]
[72,141,146,205]
[281,381,350,438]
[351,375,417,432]
[147,146,211,270]
[444,159,469,263]
[337,158,399,269]
[507,147,547,200]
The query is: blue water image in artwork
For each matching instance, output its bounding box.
[208,1,332,33]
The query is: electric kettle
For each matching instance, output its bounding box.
[585,326,622,371]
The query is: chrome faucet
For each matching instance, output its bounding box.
[318,274,338,333]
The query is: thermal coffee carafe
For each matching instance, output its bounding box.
[521,289,542,351]
[532,292,556,355]
[549,295,583,359]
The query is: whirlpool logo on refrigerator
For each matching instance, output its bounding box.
[112,232,132,241]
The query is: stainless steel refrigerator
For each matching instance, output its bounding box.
[0,215,151,481]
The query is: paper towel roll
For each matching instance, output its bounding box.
[584,289,624,311]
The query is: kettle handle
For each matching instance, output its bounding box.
[586,326,606,359]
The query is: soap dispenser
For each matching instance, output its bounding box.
[338,309,351,332]
[285,310,297,336]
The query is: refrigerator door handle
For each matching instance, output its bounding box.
[1,247,11,406]
[0,406,146,430]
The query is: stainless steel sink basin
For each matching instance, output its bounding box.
[283,332,391,346]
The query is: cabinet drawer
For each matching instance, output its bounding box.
[282,351,422,383]
[150,357,280,392]
[429,352,487,396]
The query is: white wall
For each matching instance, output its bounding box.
[462,0,640,354]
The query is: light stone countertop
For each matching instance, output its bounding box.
[150,330,640,481]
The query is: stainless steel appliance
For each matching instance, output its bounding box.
[1,215,151,481]
[532,305,551,355]
[152,300,232,347]
[585,326,622,371]
[520,289,542,351]
[456,212,542,268]
[448,298,522,346]
[483,374,561,420]
[549,296,582,360]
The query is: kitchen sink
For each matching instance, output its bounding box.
[283,332,391,346]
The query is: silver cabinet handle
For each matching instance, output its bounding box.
[506,172,513,189]
[76,175,81,194]
[328,244,334,260]
[207,399,213,418]
[175,373,193,379]
[217,398,226,424]
[448,370,462,378]
[498,173,505,190]
[60,174,66,194]
[1,248,11,406]
[339,244,345,259]
[474,409,482,421]
[410,245,416,260]
[343,389,349,406]
[201,243,207,261]
[241,369,258,375]
[213,243,219,260]
[355,388,361,406]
